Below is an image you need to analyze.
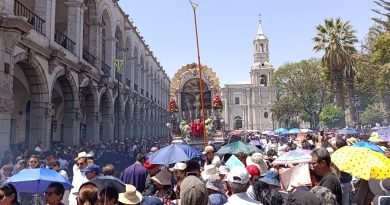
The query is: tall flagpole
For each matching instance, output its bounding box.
[189,1,207,146]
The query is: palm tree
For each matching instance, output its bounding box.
[313,18,358,126]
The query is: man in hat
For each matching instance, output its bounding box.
[68,151,91,205]
[225,166,258,204]
[180,175,208,205]
[143,159,160,196]
[310,148,342,205]
[121,153,148,193]
[203,145,221,168]
[81,164,100,180]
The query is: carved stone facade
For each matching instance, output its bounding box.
[0,0,170,157]
[222,19,276,131]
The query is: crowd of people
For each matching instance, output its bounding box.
[0,131,389,205]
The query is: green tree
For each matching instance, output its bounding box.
[271,97,300,128]
[372,0,390,33]
[272,59,331,129]
[360,104,389,126]
[320,104,346,128]
[313,18,358,126]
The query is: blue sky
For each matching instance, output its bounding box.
[119,0,379,85]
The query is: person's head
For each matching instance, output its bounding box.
[28,154,40,168]
[102,164,116,176]
[262,189,284,205]
[151,169,172,190]
[77,182,98,205]
[118,184,142,205]
[246,165,260,180]
[77,157,88,170]
[205,175,224,194]
[310,148,331,176]
[335,139,348,149]
[170,162,187,181]
[136,153,147,164]
[16,160,26,171]
[310,186,337,205]
[185,160,201,177]
[98,187,118,205]
[1,165,13,178]
[143,160,160,177]
[203,146,215,161]
[180,176,208,205]
[235,152,248,166]
[252,177,270,202]
[286,190,321,205]
[45,182,65,205]
[81,164,100,180]
[302,141,314,150]
[227,166,250,194]
[48,161,61,171]
[0,184,18,205]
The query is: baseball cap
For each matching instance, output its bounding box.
[202,146,215,154]
[180,176,208,205]
[144,160,159,170]
[169,162,187,172]
[246,165,260,179]
[81,164,100,173]
[369,178,390,195]
[227,166,250,184]
[205,175,224,191]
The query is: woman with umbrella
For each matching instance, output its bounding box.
[0,183,19,205]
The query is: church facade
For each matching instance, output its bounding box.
[222,20,276,131]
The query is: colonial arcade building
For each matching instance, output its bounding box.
[0,0,171,155]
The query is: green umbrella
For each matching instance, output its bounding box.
[216,141,262,155]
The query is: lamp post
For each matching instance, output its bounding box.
[113,59,125,140]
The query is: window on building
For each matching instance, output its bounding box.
[234,116,242,130]
[260,75,267,86]
[264,112,269,118]
[234,97,240,104]
[260,44,264,52]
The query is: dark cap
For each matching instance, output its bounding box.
[81,164,100,173]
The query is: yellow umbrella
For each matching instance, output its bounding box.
[331,146,390,180]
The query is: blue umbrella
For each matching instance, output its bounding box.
[288,128,302,134]
[274,128,288,134]
[352,142,385,154]
[149,144,201,165]
[336,128,358,135]
[90,176,125,193]
[378,127,390,135]
[4,168,72,193]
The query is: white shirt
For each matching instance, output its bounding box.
[224,192,261,205]
[205,155,221,168]
[68,164,87,205]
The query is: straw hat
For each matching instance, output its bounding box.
[74,151,93,160]
[246,153,268,175]
[346,137,358,146]
[169,162,187,172]
[151,169,172,186]
[118,184,143,205]
[201,164,218,180]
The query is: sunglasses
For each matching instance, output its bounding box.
[29,161,38,164]
[77,162,85,166]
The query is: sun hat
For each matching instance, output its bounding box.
[150,147,159,153]
[74,151,93,160]
[227,166,250,184]
[346,137,358,146]
[201,164,218,180]
[118,184,143,204]
[169,162,187,172]
[246,165,260,179]
[151,169,172,186]
[180,176,208,205]
[246,153,268,176]
[259,171,280,187]
[218,165,229,175]
[205,174,223,192]
[369,178,390,195]
[202,146,215,154]
[143,160,158,170]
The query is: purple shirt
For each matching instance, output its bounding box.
[121,162,148,192]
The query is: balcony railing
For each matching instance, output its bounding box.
[134,83,138,92]
[82,49,96,66]
[55,29,75,53]
[115,71,122,81]
[14,0,45,35]
[101,61,111,78]
[126,78,131,87]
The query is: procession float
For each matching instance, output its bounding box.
[168,63,224,148]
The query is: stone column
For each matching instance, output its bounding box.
[63,110,80,146]
[119,113,125,140]
[36,0,53,39]
[102,112,114,141]
[86,112,99,143]
[65,0,83,58]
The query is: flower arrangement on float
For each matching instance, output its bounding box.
[168,97,179,113]
[212,95,223,111]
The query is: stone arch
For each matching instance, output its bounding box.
[115,24,125,59]
[124,98,133,139]
[79,82,99,143]
[124,36,133,86]
[13,52,50,149]
[50,69,80,146]
[99,89,113,141]
[83,0,99,61]
[133,46,140,91]
[101,7,114,69]
[133,100,140,138]
[113,93,124,140]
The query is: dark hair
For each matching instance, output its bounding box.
[136,153,146,162]
[48,161,60,167]
[48,182,65,196]
[266,149,278,157]
[100,187,118,203]
[311,148,331,167]
[302,141,314,150]
[335,139,348,149]
[29,154,39,160]
[102,164,115,176]
[262,189,284,205]
[252,177,270,203]
[185,160,201,173]
[0,183,18,203]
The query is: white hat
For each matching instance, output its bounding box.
[227,166,250,184]
[151,169,172,186]
[169,162,187,172]
[118,184,143,204]
[74,151,93,160]
[246,153,268,175]
[201,164,218,180]
[202,146,215,154]
[218,165,229,175]
[150,147,159,153]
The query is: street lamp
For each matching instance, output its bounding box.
[166,122,172,143]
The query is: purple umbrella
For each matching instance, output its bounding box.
[273,149,313,165]
[379,135,390,142]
